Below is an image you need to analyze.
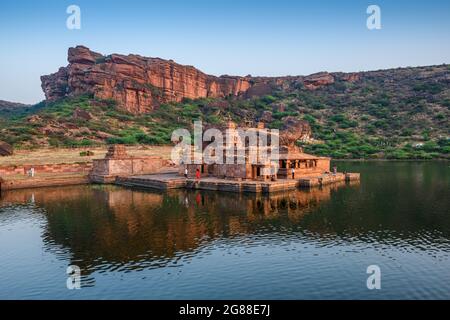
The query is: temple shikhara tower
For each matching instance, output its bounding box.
[181,121,331,181]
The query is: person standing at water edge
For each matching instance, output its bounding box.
[291,167,295,179]
[184,168,188,178]
[196,168,201,180]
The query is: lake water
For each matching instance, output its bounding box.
[0,161,449,299]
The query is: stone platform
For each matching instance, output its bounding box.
[116,171,186,190]
[115,172,360,193]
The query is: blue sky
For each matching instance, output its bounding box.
[1,0,449,104]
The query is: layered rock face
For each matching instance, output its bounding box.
[303,72,335,90]
[41,46,252,114]
[41,46,361,114]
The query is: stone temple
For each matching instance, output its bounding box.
[90,122,358,193]
[181,121,331,181]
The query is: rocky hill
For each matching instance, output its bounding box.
[0,100,28,109]
[41,46,254,114]
[41,46,359,114]
[0,47,448,159]
[0,100,33,118]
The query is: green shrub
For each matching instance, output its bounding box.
[106,135,138,145]
[422,141,440,152]
[80,150,94,156]
[303,114,316,124]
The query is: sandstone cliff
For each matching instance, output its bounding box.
[41,46,253,114]
[41,46,360,113]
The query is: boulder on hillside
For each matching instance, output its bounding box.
[279,117,312,147]
[260,110,273,122]
[303,72,335,90]
[27,114,43,123]
[0,141,13,156]
[73,107,93,121]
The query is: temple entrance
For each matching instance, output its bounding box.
[251,165,262,179]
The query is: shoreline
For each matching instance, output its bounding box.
[333,158,449,162]
[0,160,446,192]
[0,146,446,192]
[1,145,448,166]
[1,171,360,192]
[0,173,90,191]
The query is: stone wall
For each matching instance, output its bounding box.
[215,164,251,180]
[0,175,90,191]
[316,158,331,172]
[0,162,92,177]
[182,163,251,180]
[90,156,165,183]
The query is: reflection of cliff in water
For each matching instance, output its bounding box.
[2,167,450,274]
[0,183,349,272]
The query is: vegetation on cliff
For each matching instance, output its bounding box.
[0,64,449,159]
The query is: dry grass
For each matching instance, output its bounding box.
[0,145,173,166]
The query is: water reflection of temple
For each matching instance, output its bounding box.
[0,182,352,273]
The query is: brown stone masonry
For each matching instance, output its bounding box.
[89,145,167,183]
[0,162,92,177]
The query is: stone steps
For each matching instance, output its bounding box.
[114,172,360,194]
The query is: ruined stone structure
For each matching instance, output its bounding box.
[90,145,165,183]
[105,144,128,159]
[0,162,92,177]
[181,122,330,181]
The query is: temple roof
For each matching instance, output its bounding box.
[278,152,330,160]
